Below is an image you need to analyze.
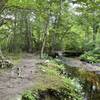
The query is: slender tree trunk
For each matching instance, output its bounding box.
[51,16,57,52]
[51,0,62,52]
[40,18,49,58]
[84,27,90,51]
[92,23,98,48]
[9,10,17,52]
[92,0,97,48]
[0,0,8,13]
[40,0,52,58]
[0,49,4,59]
[24,10,33,53]
[0,0,8,54]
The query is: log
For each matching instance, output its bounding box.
[62,50,83,57]
[48,50,83,58]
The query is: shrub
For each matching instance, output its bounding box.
[22,91,36,100]
[80,47,100,63]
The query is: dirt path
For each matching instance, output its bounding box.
[0,54,43,100]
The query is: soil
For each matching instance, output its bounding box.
[0,54,43,100]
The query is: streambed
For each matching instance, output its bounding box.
[59,57,100,100]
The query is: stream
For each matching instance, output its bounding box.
[59,57,100,100]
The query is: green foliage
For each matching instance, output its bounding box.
[0,1,100,99]
[93,47,100,54]
[7,0,35,8]
[0,0,99,53]
[80,47,100,63]
[39,59,83,99]
[22,90,36,100]
[80,52,96,63]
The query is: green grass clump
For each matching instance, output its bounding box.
[22,90,37,100]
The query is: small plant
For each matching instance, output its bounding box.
[22,90,36,100]
[40,53,52,59]
[80,48,100,63]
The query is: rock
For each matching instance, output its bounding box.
[44,60,50,63]
[0,59,13,68]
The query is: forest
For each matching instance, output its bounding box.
[0,0,100,100]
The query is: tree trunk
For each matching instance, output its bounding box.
[24,11,33,53]
[40,18,49,58]
[0,0,8,59]
[0,0,8,13]
[40,0,52,58]
[92,23,98,48]
[51,0,62,52]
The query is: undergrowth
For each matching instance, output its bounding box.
[80,47,100,63]
[22,59,83,100]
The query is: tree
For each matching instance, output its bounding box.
[71,0,100,50]
[0,0,8,58]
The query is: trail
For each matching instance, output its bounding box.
[0,54,43,100]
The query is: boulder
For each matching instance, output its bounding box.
[0,59,13,68]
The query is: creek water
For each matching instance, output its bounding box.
[60,57,100,100]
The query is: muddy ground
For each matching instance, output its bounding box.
[0,54,43,100]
